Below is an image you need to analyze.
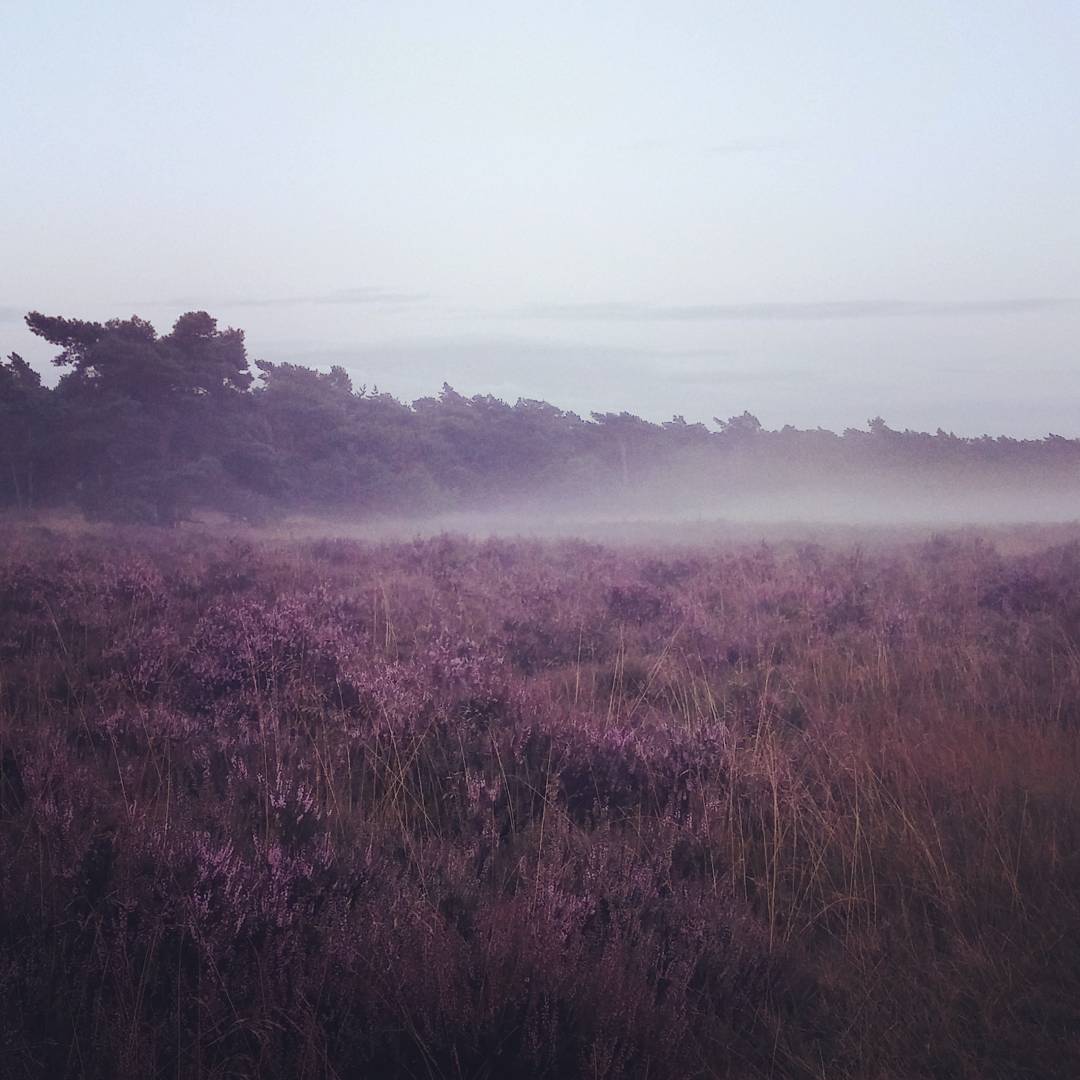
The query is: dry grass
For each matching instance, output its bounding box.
[1,523,1079,1078]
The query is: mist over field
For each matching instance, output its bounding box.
[5,2,1080,1078]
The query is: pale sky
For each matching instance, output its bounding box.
[3,1,1078,436]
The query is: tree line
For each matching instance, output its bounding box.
[3,310,1079,524]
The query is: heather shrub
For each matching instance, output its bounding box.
[2,524,1079,1078]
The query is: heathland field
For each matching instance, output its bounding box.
[2,525,1079,1079]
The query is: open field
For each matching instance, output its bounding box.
[2,523,1080,1078]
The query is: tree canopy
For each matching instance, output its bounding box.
[4,309,1079,524]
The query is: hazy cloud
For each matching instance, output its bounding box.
[664,366,803,386]
[522,298,1080,322]
[152,287,429,311]
[262,337,749,375]
[705,137,789,155]
[250,335,798,427]
[619,136,789,157]
[0,305,25,323]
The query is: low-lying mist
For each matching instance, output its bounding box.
[254,470,1080,550]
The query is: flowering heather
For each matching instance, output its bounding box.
[2,525,1080,1078]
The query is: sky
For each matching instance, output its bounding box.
[2,0,1078,436]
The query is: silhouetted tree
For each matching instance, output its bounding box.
[0,353,51,509]
[5,309,1080,524]
[26,311,255,523]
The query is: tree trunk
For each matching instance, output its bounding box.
[9,460,22,510]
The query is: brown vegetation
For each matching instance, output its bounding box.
[1,524,1078,1077]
